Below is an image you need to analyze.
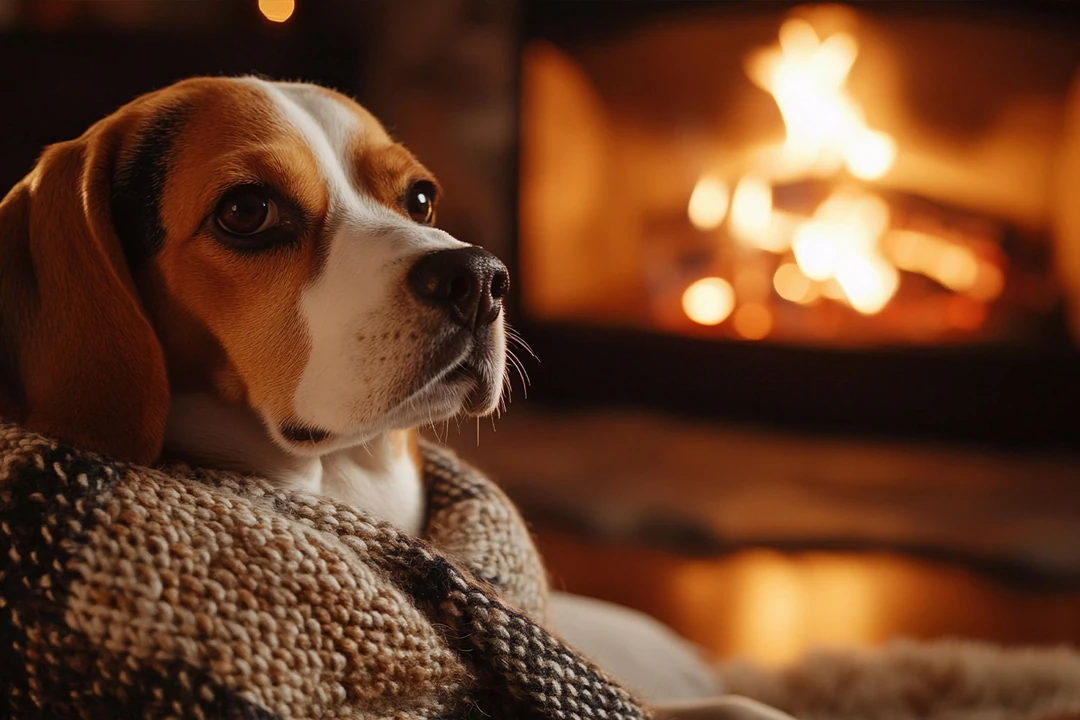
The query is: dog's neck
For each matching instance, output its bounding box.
[164,393,426,534]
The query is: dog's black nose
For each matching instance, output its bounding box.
[408,247,509,330]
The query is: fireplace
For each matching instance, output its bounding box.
[515,1,1080,449]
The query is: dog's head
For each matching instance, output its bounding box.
[0,77,508,465]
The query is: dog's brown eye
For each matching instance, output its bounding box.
[216,187,279,236]
[404,180,436,225]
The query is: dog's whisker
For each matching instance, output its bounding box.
[504,354,529,402]
[428,402,444,443]
[499,371,513,410]
[506,350,530,397]
[507,334,534,357]
[505,325,538,361]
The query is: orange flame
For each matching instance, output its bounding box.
[746,19,896,180]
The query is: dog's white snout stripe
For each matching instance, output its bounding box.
[254,78,481,436]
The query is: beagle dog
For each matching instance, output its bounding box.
[0,76,793,720]
[0,76,506,535]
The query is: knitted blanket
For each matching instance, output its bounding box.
[0,422,650,719]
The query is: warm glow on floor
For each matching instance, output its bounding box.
[682,277,736,325]
[538,533,1080,667]
[732,557,805,664]
[696,551,878,666]
[259,0,295,23]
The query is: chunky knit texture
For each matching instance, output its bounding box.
[0,422,650,719]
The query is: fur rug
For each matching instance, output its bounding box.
[721,639,1080,720]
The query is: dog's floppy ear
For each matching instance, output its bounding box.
[0,118,170,465]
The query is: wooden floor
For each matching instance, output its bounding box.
[434,407,1080,664]
[536,531,1080,666]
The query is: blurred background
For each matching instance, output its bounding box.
[2,0,1080,666]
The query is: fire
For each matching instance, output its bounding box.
[729,177,780,251]
[884,230,993,297]
[734,304,774,340]
[746,18,896,180]
[968,264,1004,302]
[846,130,898,182]
[682,277,736,326]
[730,176,772,243]
[258,0,295,23]
[835,254,900,315]
[688,176,730,230]
[773,263,818,304]
[680,12,1002,331]
[791,191,898,314]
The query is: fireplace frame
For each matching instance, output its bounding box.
[509,0,1080,452]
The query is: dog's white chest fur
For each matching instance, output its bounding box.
[166,394,425,534]
[302,445,425,534]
